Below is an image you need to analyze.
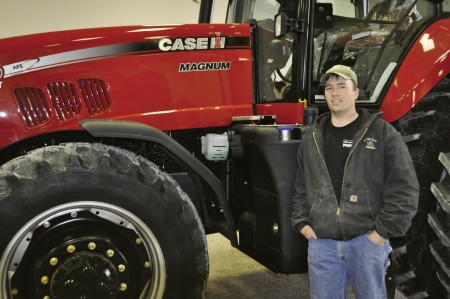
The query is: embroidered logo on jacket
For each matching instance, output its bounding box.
[364,137,377,150]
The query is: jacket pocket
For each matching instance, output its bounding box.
[309,187,340,237]
[340,188,376,237]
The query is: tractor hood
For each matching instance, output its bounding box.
[0,24,254,149]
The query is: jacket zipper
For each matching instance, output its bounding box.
[313,131,327,169]
[339,127,369,214]
[313,132,341,217]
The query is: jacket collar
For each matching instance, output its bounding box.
[313,108,381,134]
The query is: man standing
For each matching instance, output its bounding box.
[291,65,419,299]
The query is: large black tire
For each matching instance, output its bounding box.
[429,153,450,295]
[0,143,208,299]
[391,77,450,298]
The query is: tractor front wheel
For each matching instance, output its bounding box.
[0,143,208,299]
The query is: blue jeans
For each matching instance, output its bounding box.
[308,234,391,299]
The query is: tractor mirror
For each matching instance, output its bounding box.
[274,13,289,37]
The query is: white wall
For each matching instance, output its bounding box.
[0,0,206,38]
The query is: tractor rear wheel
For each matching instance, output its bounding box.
[0,143,208,299]
[391,77,450,298]
[429,153,450,296]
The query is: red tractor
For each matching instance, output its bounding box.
[0,0,449,298]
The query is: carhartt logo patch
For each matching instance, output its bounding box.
[350,195,358,202]
[364,137,377,150]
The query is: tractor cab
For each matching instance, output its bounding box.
[216,0,436,108]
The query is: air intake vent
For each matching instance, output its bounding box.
[46,82,82,121]
[13,87,51,129]
[78,78,111,115]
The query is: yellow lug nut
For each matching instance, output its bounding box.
[41,276,49,285]
[144,261,151,268]
[44,296,51,299]
[119,283,127,291]
[11,289,19,296]
[49,257,58,266]
[118,264,126,272]
[135,238,142,245]
[67,245,76,253]
[88,242,96,250]
[106,249,115,257]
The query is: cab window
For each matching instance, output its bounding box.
[312,0,434,103]
[227,0,295,103]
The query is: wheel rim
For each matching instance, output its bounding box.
[0,201,166,299]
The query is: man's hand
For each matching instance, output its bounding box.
[300,225,317,240]
[367,230,385,245]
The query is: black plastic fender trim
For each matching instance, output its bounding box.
[79,119,238,246]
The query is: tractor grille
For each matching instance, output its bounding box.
[78,78,111,115]
[13,78,111,129]
[46,82,82,121]
[13,87,51,128]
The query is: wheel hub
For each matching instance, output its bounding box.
[8,209,152,298]
[51,251,120,298]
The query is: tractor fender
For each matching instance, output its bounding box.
[79,118,238,246]
[381,18,450,122]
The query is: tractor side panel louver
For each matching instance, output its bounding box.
[13,87,51,129]
[14,78,112,129]
[78,78,111,115]
[46,82,82,122]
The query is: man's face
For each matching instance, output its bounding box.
[324,76,359,115]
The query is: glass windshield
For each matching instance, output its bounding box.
[227,0,296,103]
[226,0,281,23]
[312,0,435,103]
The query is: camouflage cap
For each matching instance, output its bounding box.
[320,65,358,86]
